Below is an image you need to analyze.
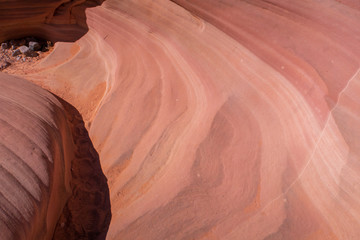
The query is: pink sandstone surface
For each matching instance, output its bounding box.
[1,0,360,239]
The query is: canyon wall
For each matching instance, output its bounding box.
[0,73,74,239]
[1,0,360,239]
[0,0,103,42]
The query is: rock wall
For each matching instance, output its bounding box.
[0,73,74,240]
[0,0,103,43]
[2,0,360,239]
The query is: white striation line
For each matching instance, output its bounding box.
[261,68,360,212]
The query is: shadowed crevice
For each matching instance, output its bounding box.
[52,97,111,240]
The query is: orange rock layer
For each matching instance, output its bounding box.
[1,0,360,239]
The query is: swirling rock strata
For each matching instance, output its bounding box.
[0,73,74,239]
[3,0,360,239]
[0,0,104,43]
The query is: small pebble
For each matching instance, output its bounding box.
[12,49,21,57]
[19,45,29,54]
[25,50,39,57]
[29,41,41,51]
[0,37,52,71]
[1,42,9,50]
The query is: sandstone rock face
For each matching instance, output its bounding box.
[0,73,74,240]
[1,0,360,239]
[0,0,104,43]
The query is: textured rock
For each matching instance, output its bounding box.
[1,42,8,49]
[11,49,21,57]
[16,45,38,57]
[18,45,29,54]
[29,41,41,51]
[0,0,105,43]
[2,0,360,239]
[0,73,74,240]
[24,50,39,58]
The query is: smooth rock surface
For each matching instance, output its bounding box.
[1,0,360,239]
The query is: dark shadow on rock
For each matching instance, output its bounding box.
[0,0,106,43]
[53,97,111,240]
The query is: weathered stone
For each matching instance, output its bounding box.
[1,43,9,50]
[12,49,21,57]
[25,50,39,57]
[29,41,41,51]
[16,45,39,57]
[19,45,29,54]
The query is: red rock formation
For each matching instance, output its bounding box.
[0,0,104,42]
[0,73,74,239]
[1,0,360,239]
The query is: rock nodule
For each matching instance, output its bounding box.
[29,41,41,51]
